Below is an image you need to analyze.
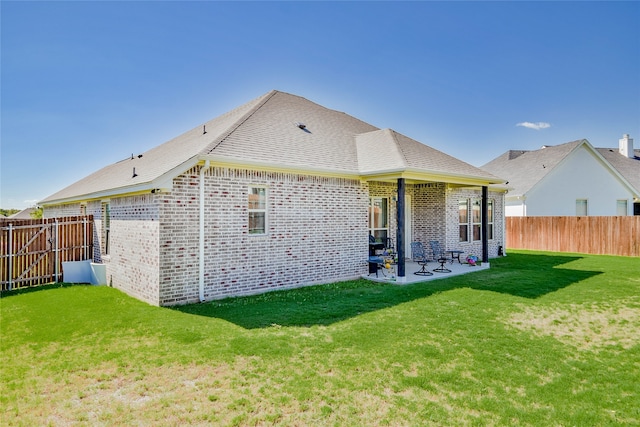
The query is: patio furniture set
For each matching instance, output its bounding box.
[368,237,465,278]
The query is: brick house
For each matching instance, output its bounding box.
[41,91,505,306]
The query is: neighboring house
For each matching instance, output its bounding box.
[9,207,36,219]
[41,90,505,306]
[481,136,640,217]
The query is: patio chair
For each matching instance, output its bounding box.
[410,242,433,276]
[429,240,451,273]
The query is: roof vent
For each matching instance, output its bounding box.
[295,122,306,129]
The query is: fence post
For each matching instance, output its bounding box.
[83,216,88,260]
[8,223,13,291]
[54,218,59,282]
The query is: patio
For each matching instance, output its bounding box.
[363,258,490,285]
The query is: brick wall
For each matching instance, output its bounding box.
[445,187,505,259]
[107,194,161,305]
[44,196,162,305]
[158,166,369,306]
[43,174,505,306]
[412,183,447,245]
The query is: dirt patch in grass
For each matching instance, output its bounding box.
[505,301,640,352]
[5,354,506,426]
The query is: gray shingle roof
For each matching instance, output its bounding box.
[482,140,640,198]
[596,148,640,194]
[481,140,585,197]
[42,90,503,204]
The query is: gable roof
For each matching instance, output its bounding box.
[482,139,640,198]
[42,90,503,205]
[595,148,640,195]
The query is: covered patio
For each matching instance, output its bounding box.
[363,258,490,285]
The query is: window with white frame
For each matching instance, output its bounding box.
[460,198,494,242]
[472,199,482,241]
[368,197,389,242]
[617,200,628,216]
[248,187,267,234]
[487,199,494,240]
[576,199,588,216]
[459,199,469,242]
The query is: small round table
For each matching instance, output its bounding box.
[446,250,464,264]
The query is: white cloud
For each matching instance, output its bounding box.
[516,121,551,130]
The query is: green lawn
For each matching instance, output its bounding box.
[1,251,638,426]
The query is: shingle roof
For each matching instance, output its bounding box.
[595,148,640,194]
[482,140,640,198]
[481,140,585,197]
[42,91,272,203]
[42,90,503,204]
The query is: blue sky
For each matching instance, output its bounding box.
[2,1,639,209]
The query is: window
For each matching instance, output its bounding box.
[576,199,588,216]
[102,202,110,255]
[617,200,628,216]
[368,197,389,242]
[472,199,482,241]
[461,198,494,242]
[487,199,494,240]
[248,187,267,234]
[459,199,469,242]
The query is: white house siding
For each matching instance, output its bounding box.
[158,166,370,306]
[523,147,635,216]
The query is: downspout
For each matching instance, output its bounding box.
[199,160,210,302]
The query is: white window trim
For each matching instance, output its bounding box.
[576,199,588,216]
[616,199,628,216]
[459,199,469,243]
[368,197,389,242]
[248,186,268,235]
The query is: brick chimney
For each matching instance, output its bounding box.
[619,134,634,158]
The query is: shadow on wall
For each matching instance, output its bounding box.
[173,252,602,329]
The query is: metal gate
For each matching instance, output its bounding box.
[1,216,93,291]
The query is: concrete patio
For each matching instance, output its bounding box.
[363,258,490,285]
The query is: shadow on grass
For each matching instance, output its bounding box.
[174,252,602,329]
[0,282,81,299]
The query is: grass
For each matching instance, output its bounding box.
[1,250,639,426]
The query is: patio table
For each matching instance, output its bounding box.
[446,250,464,264]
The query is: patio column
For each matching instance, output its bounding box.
[396,178,406,277]
[482,185,489,263]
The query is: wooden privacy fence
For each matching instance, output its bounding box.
[506,216,640,257]
[1,216,94,291]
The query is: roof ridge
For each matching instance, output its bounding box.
[203,90,278,155]
[387,129,410,167]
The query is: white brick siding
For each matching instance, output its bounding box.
[158,166,369,306]
[445,187,505,259]
[43,170,505,307]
